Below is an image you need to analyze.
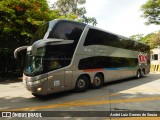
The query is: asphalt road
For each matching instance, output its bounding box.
[0,73,160,120]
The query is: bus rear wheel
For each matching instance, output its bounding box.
[136,69,141,78]
[92,74,104,89]
[75,75,89,92]
[141,69,145,77]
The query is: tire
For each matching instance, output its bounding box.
[141,69,145,77]
[92,74,103,89]
[32,93,43,98]
[136,70,141,79]
[75,75,89,92]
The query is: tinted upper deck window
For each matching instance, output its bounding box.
[48,21,86,43]
[84,29,120,47]
[84,28,150,52]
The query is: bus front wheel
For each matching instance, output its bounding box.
[75,75,89,92]
[32,93,44,98]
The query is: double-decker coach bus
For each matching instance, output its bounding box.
[14,19,150,97]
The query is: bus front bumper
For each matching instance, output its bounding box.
[23,77,48,95]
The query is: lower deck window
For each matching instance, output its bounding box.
[78,56,138,70]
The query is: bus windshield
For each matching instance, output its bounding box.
[24,47,46,76]
[24,44,73,76]
[24,55,44,76]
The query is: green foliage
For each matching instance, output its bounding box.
[131,31,160,49]
[141,0,160,25]
[52,0,86,17]
[148,31,160,48]
[0,0,52,47]
[140,33,155,45]
[129,34,144,41]
[52,0,97,26]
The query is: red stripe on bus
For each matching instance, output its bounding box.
[83,68,104,72]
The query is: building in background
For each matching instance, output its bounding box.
[150,46,160,72]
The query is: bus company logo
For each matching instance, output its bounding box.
[138,53,148,65]
[95,47,107,53]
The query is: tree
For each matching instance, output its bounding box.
[52,0,97,26]
[129,34,144,41]
[148,31,160,48]
[132,31,160,49]
[140,32,155,45]
[52,0,86,16]
[0,0,51,47]
[141,0,160,25]
[0,0,53,77]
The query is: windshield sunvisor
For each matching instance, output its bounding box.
[31,39,74,56]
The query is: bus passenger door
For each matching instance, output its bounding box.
[64,70,73,90]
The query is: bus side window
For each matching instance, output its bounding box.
[84,29,120,47]
[84,28,149,52]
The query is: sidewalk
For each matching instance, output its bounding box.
[150,72,160,74]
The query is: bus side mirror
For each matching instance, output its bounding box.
[14,46,28,59]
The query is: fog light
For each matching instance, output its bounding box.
[37,87,42,92]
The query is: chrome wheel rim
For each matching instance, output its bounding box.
[137,71,140,78]
[77,79,85,88]
[93,77,101,86]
